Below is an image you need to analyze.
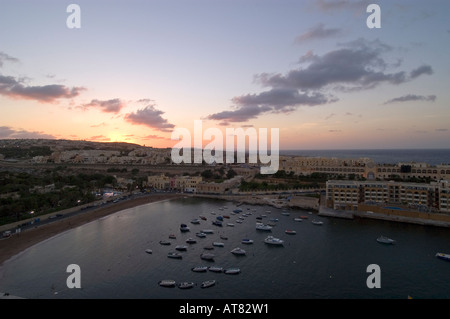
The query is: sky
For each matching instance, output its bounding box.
[0,0,449,150]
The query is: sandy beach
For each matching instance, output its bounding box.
[0,193,184,266]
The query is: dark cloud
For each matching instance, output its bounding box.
[383,94,436,105]
[295,24,343,43]
[80,98,125,113]
[255,40,422,91]
[410,65,433,79]
[0,126,56,139]
[206,38,434,124]
[0,74,84,103]
[124,105,175,132]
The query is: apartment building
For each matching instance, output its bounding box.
[326,180,450,213]
[147,174,202,193]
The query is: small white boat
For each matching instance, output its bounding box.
[191,218,200,224]
[264,236,284,246]
[231,247,246,255]
[180,224,190,232]
[169,234,176,239]
[196,232,206,238]
[145,249,153,254]
[167,252,183,259]
[200,253,215,261]
[208,266,223,273]
[377,236,395,244]
[285,230,296,235]
[178,282,195,289]
[202,229,214,234]
[294,218,303,222]
[159,280,176,287]
[213,242,224,247]
[191,266,208,272]
[241,238,254,244]
[436,252,450,261]
[224,267,241,274]
[227,223,235,227]
[200,280,216,288]
[175,245,188,251]
[311,220,324,225]
[186,238,197,244]
[256,223,272,231]
[159,240,171,245]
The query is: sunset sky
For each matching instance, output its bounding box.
[1,0,449,150]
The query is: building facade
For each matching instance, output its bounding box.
[326,179,450,213]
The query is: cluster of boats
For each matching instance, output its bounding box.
[153,206,330,289]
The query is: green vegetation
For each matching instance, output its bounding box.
[0,170,118,226]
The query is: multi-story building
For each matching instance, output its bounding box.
[280,156,377,179]
[326,179,450,213]
[147,174,202,193]
[280,155,450,182]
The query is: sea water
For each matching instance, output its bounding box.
[1,196,450,299]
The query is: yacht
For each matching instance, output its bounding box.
[264,236,284,246]
[256,223,272,231]
[231,247,246,255]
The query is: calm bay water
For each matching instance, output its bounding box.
[1,197,450,299]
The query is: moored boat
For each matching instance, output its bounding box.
[175,245,188,251]
[191,218,200,224]
[311,220,323,225]
[285,230,296,235]
[159,280,176,287]
[208,266,223,273]
[213,242,224,247]
[186,238,197,244]
[200,253,215,261]
[196,232,207,238]
[200,280,216,288]
[294,218,303,222]
[178,282,195,289]
[241,238,254,244]
[231,247,246,255]
[436,252,450,261]
[224,267,241,274]
[169,234,176,239]
[377,235,395,244]
[168,252,183,259]
[202,229,214,234]
[256,222,272,231]
[145,249,153,254]
[191,266,208,272]
[180,224,190,232]
[264,235,284,246]
[159,240,171,245]
[212,220,223,227]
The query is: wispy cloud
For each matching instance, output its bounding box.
[0,51,19,67]
[142,134,171,141]
[295,24,343,43]
[314,0,371,14]
[124,105,175,132]
[0,126,56,139]
[79,98,125,113]
[383,94,436,105]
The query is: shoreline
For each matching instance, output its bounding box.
[0,193,184,266]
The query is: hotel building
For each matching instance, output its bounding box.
[326,179,450,214]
